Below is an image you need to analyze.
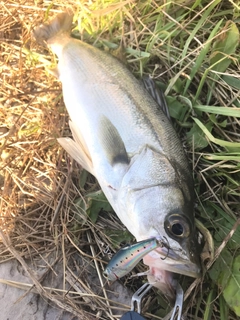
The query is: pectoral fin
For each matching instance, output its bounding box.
[98,116,129,166]
[58,120,94,176]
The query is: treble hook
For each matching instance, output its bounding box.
[160,236,170,261]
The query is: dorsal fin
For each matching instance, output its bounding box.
[142,76,171,122]
[98,115,129,166]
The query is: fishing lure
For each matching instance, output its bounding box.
[103,237,165,281]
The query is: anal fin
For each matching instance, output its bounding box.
[58,120,94,176]
[69,120,92,163]
[47,66,59,78]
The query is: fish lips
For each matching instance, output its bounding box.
[144,246,201,278]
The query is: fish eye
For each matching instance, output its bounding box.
[164,213,191,239]
[103,268,111,279]
[103,271,108,278]
[171,223,184,236]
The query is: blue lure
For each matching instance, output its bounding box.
[103,238,164,281]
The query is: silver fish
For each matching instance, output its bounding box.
[103,238,164,281]
[34,12,201,300]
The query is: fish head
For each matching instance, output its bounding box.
[119,183,202,301]
[103,267,119,282]
[163,210,201,273]
[142,211,202,302]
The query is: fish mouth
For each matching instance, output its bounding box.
[156,246,201,277]
[147,257,200,278]
[143,247,201,302]
[143,247,201,278]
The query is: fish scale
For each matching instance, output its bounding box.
[34,12,201,301]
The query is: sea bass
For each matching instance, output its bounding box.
[34,12,201,300]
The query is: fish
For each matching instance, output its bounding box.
[33,12,201,301]
[103,237,165,281]
[142,76,171,122]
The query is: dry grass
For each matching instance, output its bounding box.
[0,1,130,319]
[0,0,240,319]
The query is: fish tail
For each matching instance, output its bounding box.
[33,11,73,43]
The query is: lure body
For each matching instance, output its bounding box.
[103,238,162,281]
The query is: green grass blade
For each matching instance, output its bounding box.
[220,294,229,320]
[193,105,240,117]
[180,0,222,68]
[204,154,240,161]
[203,287,215,320]
[206,21,239,104]
[222,75,240,90]
[193,118,240,148]
[183,19,223,99]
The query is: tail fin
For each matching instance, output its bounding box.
[33,12,73,43]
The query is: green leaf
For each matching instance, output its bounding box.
[78,169,89,189]
[75,190,113,224]
[176,95,192,110]
[104,229,133,247]
[209,114,227,128]
[167,96,188,121]
[209,248,233,289]
[85,190,113,223]
[206,202,240,250]
[171,78,184,94]
[223,255,240,316]
[186,121,213,150]
[210,22,239,73]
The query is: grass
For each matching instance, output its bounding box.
[0,0,240,319]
